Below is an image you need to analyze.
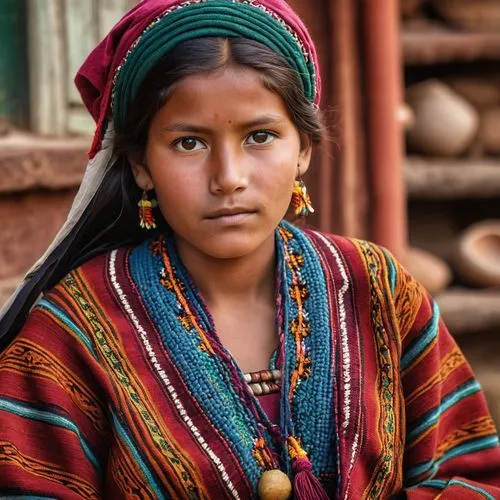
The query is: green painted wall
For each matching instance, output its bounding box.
[0,0,28,127]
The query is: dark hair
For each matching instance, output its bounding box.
[0,37,323,348]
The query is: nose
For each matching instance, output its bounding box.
[209,144,249,195]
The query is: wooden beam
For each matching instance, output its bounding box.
[406,156,500,199]
[403,21,500,66]
[437,287,500,335]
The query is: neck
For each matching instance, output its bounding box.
[173,233,277,308]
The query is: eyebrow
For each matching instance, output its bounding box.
[161,114,285,134]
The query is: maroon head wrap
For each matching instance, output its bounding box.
[74,0,321,158]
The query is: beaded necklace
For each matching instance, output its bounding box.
[244,369,281,396]
[129,221,336,498]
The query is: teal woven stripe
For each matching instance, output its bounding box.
[37,298,98,359]
[400,301,440,371]
[0,497,57,500]
[405,434,499,483]
[438,434,499,464]
[111,412,166,499]
[443,479,496,500]
[382,249,397,295]
[114,1,314,129]
[410,478,496,499]
[407,379,482,443]
[411,479,449,490]
[0,397,101,476]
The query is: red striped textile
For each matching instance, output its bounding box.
[0,230,498,498]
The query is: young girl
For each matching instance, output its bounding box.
[0,1,499,498]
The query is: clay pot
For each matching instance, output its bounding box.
[446,78,500,110]
[478,107,500,155]
[406,80,479,157]
[403,246,452,294]
[432,0,500,31]
[454,220,500,287]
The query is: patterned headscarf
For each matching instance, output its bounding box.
[75,0,321,158]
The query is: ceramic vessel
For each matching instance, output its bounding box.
[403,246,452,294]
[406,80,479,157]
[454,220,500,287]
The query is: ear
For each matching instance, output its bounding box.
[297,136,313,176]
[130,158,154,191]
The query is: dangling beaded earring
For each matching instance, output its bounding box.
[138,190,157,230]
[291,166,315,217]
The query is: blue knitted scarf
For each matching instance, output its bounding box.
[129,221,336,495]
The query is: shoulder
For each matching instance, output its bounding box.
[299,226,396,280]
[299,226,426,311]
[33,245,135,331]
[48,246,130,298]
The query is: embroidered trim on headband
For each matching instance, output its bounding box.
[111,0,317,129]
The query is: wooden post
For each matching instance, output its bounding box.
[362,0,407,258]
[328,0,368,239]
[28,0,67,136]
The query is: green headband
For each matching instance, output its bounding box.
[112,0,316,130]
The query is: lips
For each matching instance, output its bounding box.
[205,207,258,226]
[206,207,257,219]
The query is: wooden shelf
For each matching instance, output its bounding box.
[405,156,500,199]
[402,21,500,65]
[436,287,500,335]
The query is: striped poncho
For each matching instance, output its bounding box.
[0,223,499,499]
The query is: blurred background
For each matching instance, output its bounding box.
[0,0,499,423]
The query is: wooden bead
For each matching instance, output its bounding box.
[257,470,292,500]
[250,383,263,396]
[244,369,282,396]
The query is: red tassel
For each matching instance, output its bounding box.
[292,458,330,500]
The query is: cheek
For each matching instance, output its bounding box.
[150,176,191,221]
[262,156,297,191]
[149,161,202,206]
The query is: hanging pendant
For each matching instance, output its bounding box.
[258,469,292,500]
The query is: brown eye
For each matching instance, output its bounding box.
[173,137,205,152]
[247,131,276,145]
[253,132,268,143]
[181,138,197,150]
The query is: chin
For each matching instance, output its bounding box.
[201,240,264,260]
[199,229,274,259]
[172,223,277,262]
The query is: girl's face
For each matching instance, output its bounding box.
[132,65,312,262]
